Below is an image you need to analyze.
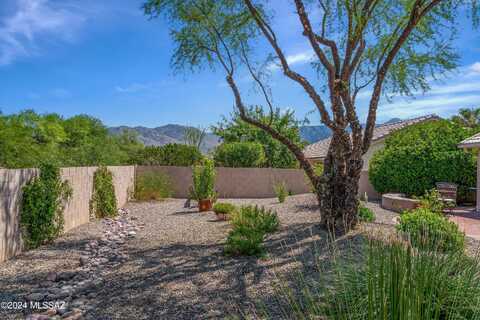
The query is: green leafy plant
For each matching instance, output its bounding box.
[225,205,279,256]
[415,188,450,213]
[20,163,72,249]
[190,159,216,201]
[214,141,266,168]
[135,171,172,201]
[213,202,237,215]
[358,204,375,222]
[369,120,476,197]
[397,207,465,252]
[90,166,117,218]
[273,182,288,203]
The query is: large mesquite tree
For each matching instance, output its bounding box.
[144,0,478,233]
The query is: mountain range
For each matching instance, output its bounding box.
[109,118,402,152]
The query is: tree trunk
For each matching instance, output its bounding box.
[314,131,363,234]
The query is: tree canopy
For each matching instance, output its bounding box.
[212,107,305,168]
[0,110,143,168]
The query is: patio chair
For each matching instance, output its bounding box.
[436,182,457,209]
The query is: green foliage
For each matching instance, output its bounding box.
[225,205,280,257]
[416,188,450,213]
[213,202,237,215]
[135,172,172,201]
[135,144,203,166]
[212,107,305,168]
[273,182,288,203]
[358,204,375,222]
[397,208,465,253]
[214,141,265,168]
[451,107,480,129]
[369,120,476,197]
[183,126,206,150]
[20,163,72,249]
[90,166,117,218]
[0,111,142,168]
[190,159,216,200]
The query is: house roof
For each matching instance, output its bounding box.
[458,132,480,149]
[303,114,440,159]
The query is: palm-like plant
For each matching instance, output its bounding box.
[452,108,480,128]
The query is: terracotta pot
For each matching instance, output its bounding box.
[198,199,213,212]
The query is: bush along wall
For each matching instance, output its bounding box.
[20,163,72,249]
[90,166,117,218]
[369,120,476,197]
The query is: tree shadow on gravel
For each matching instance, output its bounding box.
[83,223,364,320]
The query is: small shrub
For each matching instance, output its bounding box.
[273,182,288,203]
[135,172,172,201]
[225,205,279,257]
[213,202,237,215]
[416,188,452,213]
[358,204,375,222]
[190,159,216,201]
[21,163,72,249]
[397,207,465,252]
[214,142,266,168]
[90,166,117,218]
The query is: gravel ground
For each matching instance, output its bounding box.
[1,194,478,320]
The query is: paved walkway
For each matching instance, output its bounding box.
[447,207,480,240]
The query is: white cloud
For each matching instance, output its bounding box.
[268,49,314,71]
[468,62,480,75]
[115,81,174,94]
[50,88,71,98]
[0,0,86,66]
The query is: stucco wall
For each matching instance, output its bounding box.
[0,166,134,263]
[136,166,311,198]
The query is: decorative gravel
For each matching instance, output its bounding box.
[1,194,478,320]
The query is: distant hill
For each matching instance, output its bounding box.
[108,124,220,153]
[109,118,401,152]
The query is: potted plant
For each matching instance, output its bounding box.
[213,202,237,221]
[190,159,216,212]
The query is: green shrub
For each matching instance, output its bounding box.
[369,120,476,197]
[135,172,172,201]
[213,202,237,215]
[214,142,266,168]
[358,204,375,222]
[90,166,117,218]
[261,239,480,319]
[135,143,203,166]
[416,188,450,213]
[397,208,465,252]
[225,205,280,257]
[190,159,216,201]
[21,163,72,249]
[273,182,288,203]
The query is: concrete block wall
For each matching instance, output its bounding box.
[0,166,135,263]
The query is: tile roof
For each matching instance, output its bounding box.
[458,132,480,148]
[303,114,440,159]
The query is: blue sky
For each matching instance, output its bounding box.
[0,0,479,128]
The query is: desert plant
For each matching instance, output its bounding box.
[213,141,266,168]
[358,204,375,222]
[213,202,237,215]
[225,205,279,257]
[260,238,480,320]
[273,182,288,203]
[397,207,465,253]
[190,159,216,201]
[416,188,450,213]
[90,166,117,218]
[135,171,172,201]
[20,163,72,249]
